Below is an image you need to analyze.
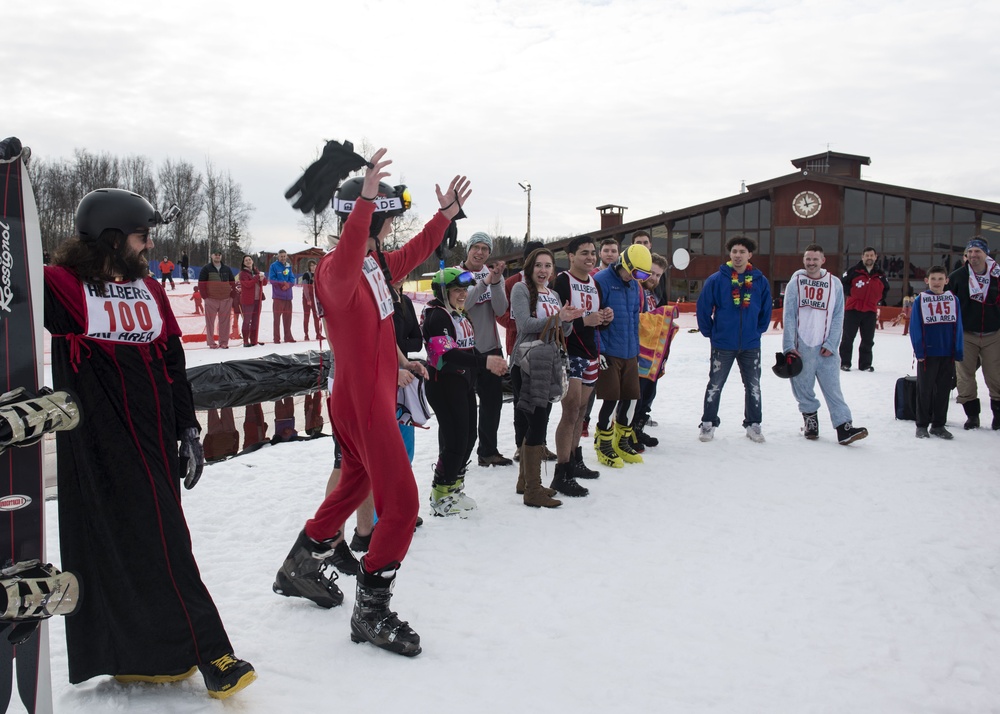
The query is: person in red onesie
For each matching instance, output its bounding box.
[273,148,471,657]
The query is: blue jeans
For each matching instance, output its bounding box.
[701,348,762,428]
[790,345,852,427]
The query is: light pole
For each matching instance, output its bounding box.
[518,181,531,241]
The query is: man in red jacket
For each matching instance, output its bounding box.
[839,246,889,372]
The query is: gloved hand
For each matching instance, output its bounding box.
[285,139,371,215]
[178,427,205,489]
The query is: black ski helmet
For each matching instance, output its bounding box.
[771,351,804,379]
[76,188,171,243]
[333,177,410,239]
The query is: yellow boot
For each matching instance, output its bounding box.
[594,427,624,468]
[613,423,643,464]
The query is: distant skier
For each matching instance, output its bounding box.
[44,188,255,699]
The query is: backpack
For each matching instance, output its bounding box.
[397,372,433,427]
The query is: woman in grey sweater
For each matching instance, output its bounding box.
[509,247,584,507]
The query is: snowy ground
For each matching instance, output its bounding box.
[23,286,1000,713]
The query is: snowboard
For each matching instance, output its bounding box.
[0,143,53,713]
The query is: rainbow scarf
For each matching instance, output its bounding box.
[729,262,753,308]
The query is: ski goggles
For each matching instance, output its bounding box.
[449,271,476,289]
[630,267,651,281]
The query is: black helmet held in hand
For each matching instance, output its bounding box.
[771,351,803,379]
[76,188,177,243]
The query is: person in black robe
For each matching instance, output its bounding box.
[43,188,255,700]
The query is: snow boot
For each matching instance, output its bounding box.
[323,535,360,576]
[929,426,954,439]
[0,560,81,622]
[594,427,624,468]
[613,423,643,464]
[549,461,589,497]
[802,411,819,440]
[745,424,766,443]
[478,453,513,467]
[516,452,557,496]
[698,421,716,442]
[963,399,981,430]
[522,445,562,508]
[992,400,1000,430]
[201,653,257,699]
[634,416,659,448]
[572,446,600,480]
[0,387,81,454]
[350,528,372,553]
[836,421,868,445]
[543,446,558,461]
[351,564,421,657]
[915,426,930,439]
[272,529,344,608]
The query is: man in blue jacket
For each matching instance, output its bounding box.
[696,236,772,443]
[268,249,296,343]
[593,243,651,466]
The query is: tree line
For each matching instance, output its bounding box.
[27,149,254,267]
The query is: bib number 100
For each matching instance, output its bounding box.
[103,301,154,332]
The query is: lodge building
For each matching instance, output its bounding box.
[552,151,1000,306]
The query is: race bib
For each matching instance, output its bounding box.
[470,266,492,305]
[568,275,599,315]
[450,312,476,349]
[919,292,957,324]
[796,274,832,311]
[83,279,163,344]
[536,290,562,318]
[363,256,395,320]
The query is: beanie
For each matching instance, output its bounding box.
[469,232,493,252]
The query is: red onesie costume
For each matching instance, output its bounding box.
[305,199,449,571]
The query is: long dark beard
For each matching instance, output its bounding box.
[112,242,150,282]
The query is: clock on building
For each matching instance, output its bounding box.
[792,190,822,219]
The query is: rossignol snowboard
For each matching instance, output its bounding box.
[0,139,53,713]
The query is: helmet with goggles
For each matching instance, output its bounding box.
[431,267,475,304]
[76,188,177,244]
[334,176,411,239]
[620,243,652,281]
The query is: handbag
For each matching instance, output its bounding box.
[397,372,433,427]
[514,315,570,404]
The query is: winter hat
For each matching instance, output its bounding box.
[966,236,990,254]
[468,232,493,253]
[523,241,544,260]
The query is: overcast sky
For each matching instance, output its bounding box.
[7,0,1000,251]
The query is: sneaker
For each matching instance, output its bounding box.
[915,426,930,439]
[745,424,766,443]
[840,365,851,372]
[350,528,372,553]
[273,530,344,608]
[115,666,199,684]
[836,422,868,445]
[698,421,716,442]
[478,453,513,467]
[929,426,954,440]
[647,418,658,428]
[324,538,360,576]
[802,411,819,440]
[201,653,256,700]
[861,366,874,373]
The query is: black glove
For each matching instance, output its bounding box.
[178,427,205,489]
[435,219,460,262]
[285,139,371,215]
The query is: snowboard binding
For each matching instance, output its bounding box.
[0,387,82,455]
[0,560,81,645]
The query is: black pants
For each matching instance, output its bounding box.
[426,376,477,483]
[916,356,955,428]
[511,366,552,447]
[635,378,658,422]
[475,348,504,457]
[839,310,877,369]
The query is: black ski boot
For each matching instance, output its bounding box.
[802,411,819,440]
[200,653,256,700]
[963,399,981,430]
[350,563,421,657]
[549,462,589,497]
[992,400,1000,430]
[273,529,344,608]
[572,446,600,480]
[836,421,868,445]
[0,387,81,454]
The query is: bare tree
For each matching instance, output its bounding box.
[220,173,254,259]
[119,154,157,200]
[158,159,204,262]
